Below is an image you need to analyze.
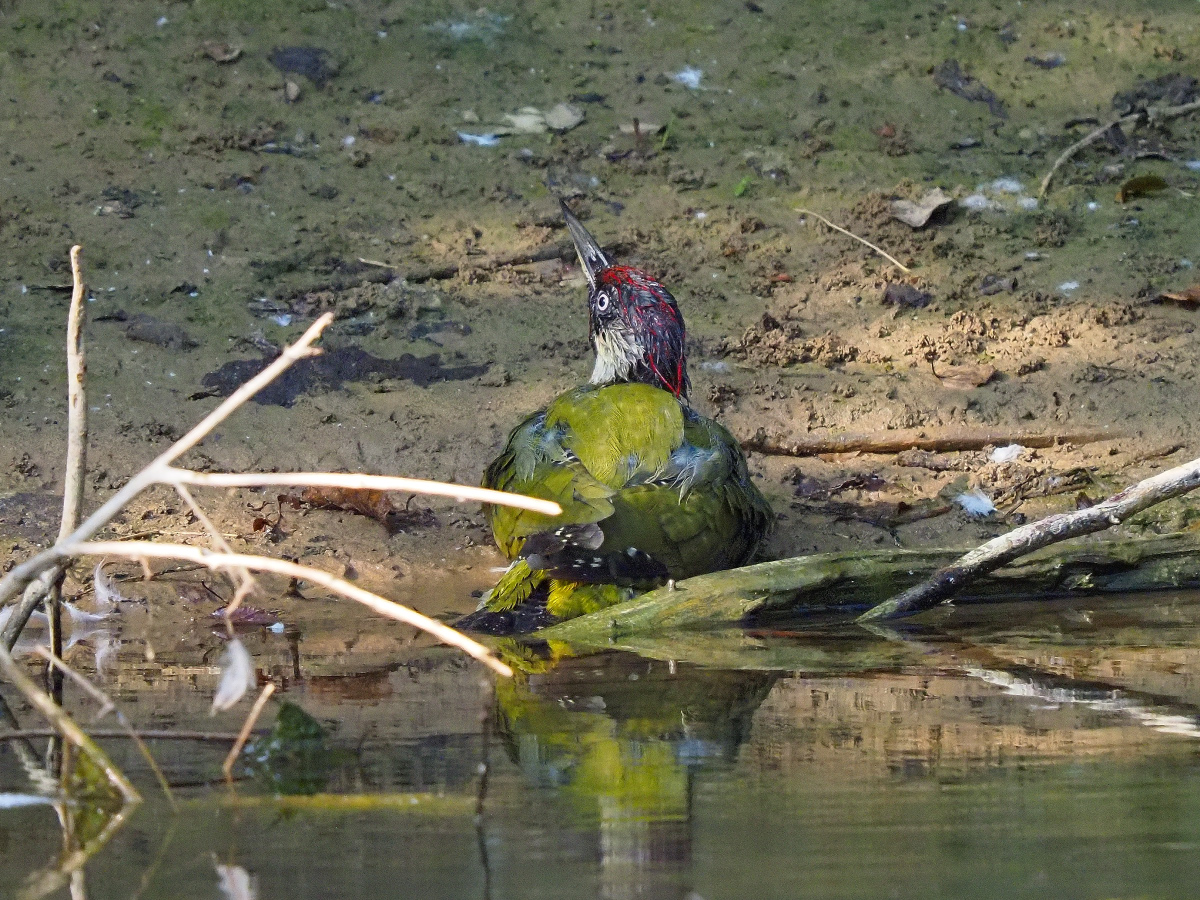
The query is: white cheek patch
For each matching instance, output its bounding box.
[590,328,640,385]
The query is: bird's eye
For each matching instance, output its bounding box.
[594,291,611,313]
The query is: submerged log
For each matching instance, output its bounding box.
[535,533,1200,646]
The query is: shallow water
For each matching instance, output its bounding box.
[7,593,1200,899]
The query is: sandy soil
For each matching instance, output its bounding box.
[2,0,1199,633]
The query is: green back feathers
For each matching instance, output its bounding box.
[480,382,772,621]
[545,384,685,488]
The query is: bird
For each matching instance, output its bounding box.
[463,201,772,633]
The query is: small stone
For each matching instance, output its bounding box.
[285,80,302,102]
[544,102,584,132]
[881,283,932,308]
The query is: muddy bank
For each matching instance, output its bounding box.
[0,1,1198,626]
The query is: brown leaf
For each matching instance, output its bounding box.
[300,486,396,523]
[213,606,281,627]
[1155,285,1200,309]
[934,363,996,390]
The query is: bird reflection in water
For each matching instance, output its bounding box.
[486,644,777,900]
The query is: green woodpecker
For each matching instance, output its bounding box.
[465,202,772,632]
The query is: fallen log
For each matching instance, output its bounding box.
[535,533,1200,646]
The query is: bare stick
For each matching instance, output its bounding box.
[796,208,912,274]
[19,247,91,656]
[61,246,89,546]
[34,647,175,809]
[743,426,1119,458]
[859,453,1200,621]
[222,682,275,778]
[165,469,562,515]
[63,541,514,677]
[1039,99,1200,199]
[0,314,334,622]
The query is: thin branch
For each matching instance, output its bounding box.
[222,683,275,778]
[63,541,514,678]
[174,483,255,621]
[165,468,562,515]
[34,647,175,809]
[1039,99,1200,199]
[0,313,335,619]
[12,247,91,654]
[796,208,912,273]
[60,246,89,546]
[859,453,1200,621]
[743,426,1119,458]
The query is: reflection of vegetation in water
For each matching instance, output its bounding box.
[60,749,127,854]
[493,649,777,899]
[242,701,349,796]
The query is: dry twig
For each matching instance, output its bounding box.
[222,683,275,778]
[796,208,912,274]
[0,728,248,742]
[1039,99,1200,199]
[743,427,1119,458]
[0,314,335,639]
[859,452,1200,621]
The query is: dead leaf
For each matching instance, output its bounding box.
[1116,174,1168,203]
[299,486,395,524]
[890,187,953,228]
[934,362,996,390]
[1155,285,1200,309]
[213,606,281,627]
[201,41,242,63]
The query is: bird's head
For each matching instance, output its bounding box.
[561,201,690,400]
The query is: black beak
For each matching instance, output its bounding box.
[560,200,612,290]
